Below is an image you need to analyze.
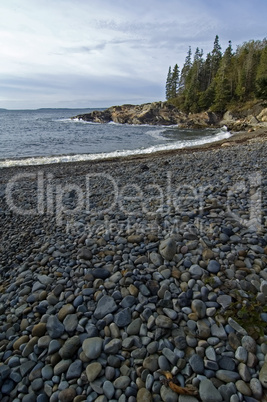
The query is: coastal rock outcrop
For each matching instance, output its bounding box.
[72,101,267,131]
[73,102,187,126]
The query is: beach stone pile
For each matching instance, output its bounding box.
[0,139,267,402]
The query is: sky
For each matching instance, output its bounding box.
[0,0,266,109]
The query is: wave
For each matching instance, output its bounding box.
[0,128,232,168]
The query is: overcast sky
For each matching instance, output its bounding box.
[0,0,266,109]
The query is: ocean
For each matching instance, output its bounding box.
[0,108,232,167]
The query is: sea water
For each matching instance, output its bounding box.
[0,108,231,167]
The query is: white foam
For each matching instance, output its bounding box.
[0,128,232,168]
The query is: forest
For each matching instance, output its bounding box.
[165,36,267,114]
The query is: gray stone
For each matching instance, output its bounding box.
[103,380,115,399]
[162,348,178,366]
[228,318,247,336]
[160,384,178,402]
[86,362,102,382]
[59,336,80,359]
[216,370,240,383]
[189,354,204,374]
[113,375,131,389]
[0,365,10,380]
[207,260,220,273]
[259,361,267,389]
[179,397,198,402]
[121,295,136,308]
[127,318,142,335]
[218,356,236,371]
[94,295,118,319]
[155,315,173,329]
[218,383,237,402]
[159,238,177,260]
[235,346,248,363]
[20,360,36,377]
[217,295,232,309]
[199,378,222,402]
[235,380,252,396]
[104,339,122,354]
[211,323,227,339]
[250,378,263,399]
[82,337,103,360]
[32,378,44,391]
[150,252,163,267]
[197,320,211,338]
[63,314,78,333]
[37,274,54,285]
[143,354,159,372]
[241,335,257,354]
[1,379,15,394]
[189,265,203,279]
[191,299,206,318]
[41,365,53,380]
[78,247,92,260]
[66,360,82,380]
[48,339,61,355]
[114,308,132,327]
[238,362,251,382]
[46,315,65,338]
[205,346,216,361]
[54,359,72,376]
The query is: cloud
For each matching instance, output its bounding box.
[0,0,266,108]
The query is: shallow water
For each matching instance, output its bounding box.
[0,108,231,167]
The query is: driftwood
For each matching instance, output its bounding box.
[158,370,199,396]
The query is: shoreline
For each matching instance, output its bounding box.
[0,127,266,179]
[0,128,266,401]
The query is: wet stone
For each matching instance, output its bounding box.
[241,335,257,354]
[189,354,205,374]
[216,370,240,383]
[46,315,65,338]
[82,337,103,360]
[94,295,118,319]
[207,260,220,273]
[155,315,173,329]
[114,307,132,327]
[199,378,223,402]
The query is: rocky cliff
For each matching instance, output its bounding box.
[72,101,267,131]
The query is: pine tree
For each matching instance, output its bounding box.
[256,39,267,99]
[170,64,179,98]
[179,46,192,93]
[165,36,266,112]
[211,35,222,80]
[212,41,234,112]
[165,66,172,100]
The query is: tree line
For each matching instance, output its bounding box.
[165,35,267,113]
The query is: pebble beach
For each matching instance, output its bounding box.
[0,129,267,402]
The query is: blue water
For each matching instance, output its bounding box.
[0,108,231,167]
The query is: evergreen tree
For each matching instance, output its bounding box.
[183,48,204,112]
[212,41,234,112]
[179,46,192,93]
[256,39,267,99]
[211,35,222,80]
[165,66,172,100]
[165,64,180,100]
[165,36,266,113]
[170,64,179,98]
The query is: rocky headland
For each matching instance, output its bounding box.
[0,132,267,401]
[72,101,267,132]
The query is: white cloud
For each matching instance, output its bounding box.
[0,0,266,108]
